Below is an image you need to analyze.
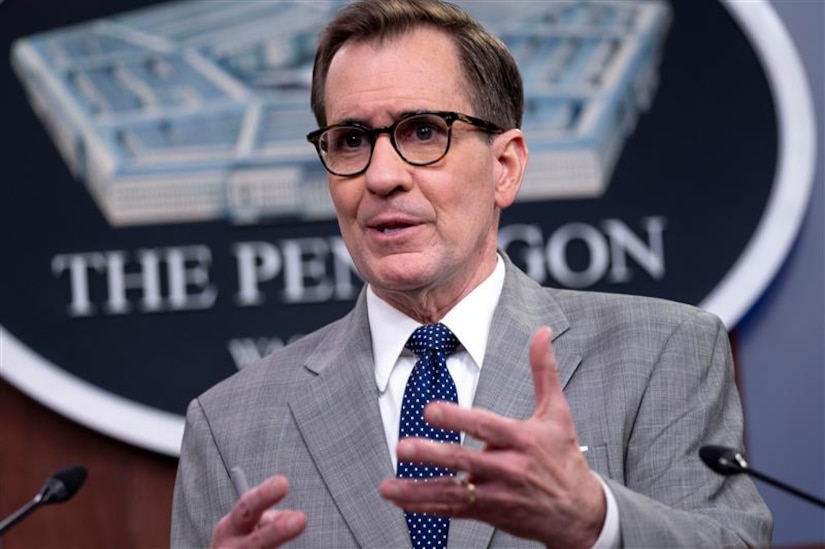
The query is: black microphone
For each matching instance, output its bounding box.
[0,465,88,535]
[700,445,824,508]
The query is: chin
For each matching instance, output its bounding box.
[371,273,431,293]
[366,264,437,295]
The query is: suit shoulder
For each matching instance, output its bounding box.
[547,287,725,336]
[197,312,352,406]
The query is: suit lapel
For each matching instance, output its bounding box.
[448,260,582,548]
[288,295,411,549]
[480,257,582,396]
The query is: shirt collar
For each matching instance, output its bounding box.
[368,255,506,393]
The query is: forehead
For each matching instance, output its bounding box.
[324,27,472,124]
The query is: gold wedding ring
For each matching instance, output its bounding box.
[454,472,476,506]
[464,480,476,506]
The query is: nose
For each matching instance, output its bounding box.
[363,134,413,196]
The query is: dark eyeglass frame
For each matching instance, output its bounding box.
[306,111,505,177]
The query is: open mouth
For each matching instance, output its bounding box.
[373,222,415,234]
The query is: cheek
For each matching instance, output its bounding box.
[329,190,362,251]
[329,183,359,221]
[437,192,494,247]
[444,174,495,218]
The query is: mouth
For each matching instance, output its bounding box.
[371,221,416,235]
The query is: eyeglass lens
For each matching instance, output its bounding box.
[320,114,450,176]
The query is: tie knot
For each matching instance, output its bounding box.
[405,323,459,358]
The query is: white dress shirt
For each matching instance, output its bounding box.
[366,255,619,548]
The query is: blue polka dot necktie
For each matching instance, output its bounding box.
[398,323,461,549]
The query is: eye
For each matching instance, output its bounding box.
[397,115,448,145]
[414,122,435,141]
[328,127,368,152]
[343,132,363,148]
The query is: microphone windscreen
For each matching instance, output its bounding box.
[42,466,88,504]
[699,445,741,475]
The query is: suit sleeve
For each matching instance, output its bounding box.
[171,397,235,549]
[607,310,772,547]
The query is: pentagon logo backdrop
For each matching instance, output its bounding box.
[0,0,815,455]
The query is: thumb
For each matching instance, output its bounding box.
[529,326,563,419]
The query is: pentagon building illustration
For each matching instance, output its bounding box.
[11,0,671,226]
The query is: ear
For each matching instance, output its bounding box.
[492,129,528,209]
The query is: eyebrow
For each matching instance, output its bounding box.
[334,117,366,126]
[332,110,429,128]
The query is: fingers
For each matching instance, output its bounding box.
[211,476,307,549]
[423,401,525,449]
[422,325,565,445]
[249,511,307,548]
[380,476,475,517]
[395,436,522,480]
[529,326,562,419]
[229,476,290,534]
[214,510,306,549]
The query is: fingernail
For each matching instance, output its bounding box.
[428,407,442,422]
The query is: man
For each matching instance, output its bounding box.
[172,1,772,547]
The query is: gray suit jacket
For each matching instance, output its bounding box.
[172,259,772,548]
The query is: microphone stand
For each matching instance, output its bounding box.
[0,493,45,536]
[720,452,825,508]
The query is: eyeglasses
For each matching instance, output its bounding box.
[306,111,504,177]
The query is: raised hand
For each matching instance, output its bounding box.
[379,326,606,548]
[211,476,306,549]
